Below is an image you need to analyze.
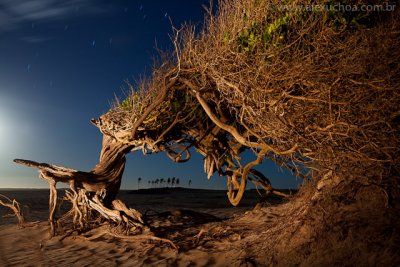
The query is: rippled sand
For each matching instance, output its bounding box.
[0,188,287,266]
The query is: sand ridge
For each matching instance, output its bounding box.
[0,207,283,266]
[0,188,286,266]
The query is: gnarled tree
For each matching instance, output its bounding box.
[15,1,399,255]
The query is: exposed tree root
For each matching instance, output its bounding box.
[0,194,25,226]
[13,135,145,237]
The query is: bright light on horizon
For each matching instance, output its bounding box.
[0,100,37,154]
[0,107,10,150]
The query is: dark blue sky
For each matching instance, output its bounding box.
[0,0,301,190]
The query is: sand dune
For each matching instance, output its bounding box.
[0,188,287,266]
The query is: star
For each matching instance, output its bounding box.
[27,64,31,71]
[64,25,69,31]
[139,5,143,11]
[92,40,96,47]
[164,12,168,18]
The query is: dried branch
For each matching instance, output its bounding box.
[0,194,25,226]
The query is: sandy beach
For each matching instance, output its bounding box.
[0,188,288,266]
[1,0,398,265]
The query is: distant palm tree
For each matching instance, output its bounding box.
[188,179,192,187]
[167,177,171,187]
[155,178,160,188]
[138,177,142,190]
[151,181,155,188]
[171,177,176,188]
[176,178,180,187]
[148,180,151,188]
[160,178,165,187]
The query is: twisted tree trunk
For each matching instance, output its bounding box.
[14,132,143,236]
[15,135,127,203]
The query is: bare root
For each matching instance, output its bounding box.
[0,194,25,226]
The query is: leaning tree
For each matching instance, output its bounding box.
[14,0,399,241]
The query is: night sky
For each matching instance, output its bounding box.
[0,0,301,190]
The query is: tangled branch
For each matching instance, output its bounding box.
[99,0,399,205]
[12,0,400,239]
[0,194,25,226]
